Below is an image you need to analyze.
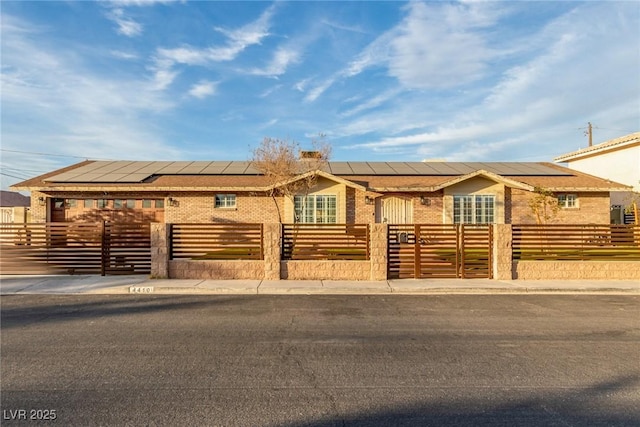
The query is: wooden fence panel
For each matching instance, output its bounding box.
[282,224,369,260]
[1,223,103,274]
[103,222,151,275]
[170,223,263,260]
[0,222,151,275]
[513,224,640,260]
[388,224,492,279]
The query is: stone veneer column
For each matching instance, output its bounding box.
[492,224,513,280]
[369,223,388,281]
[150,223,170,279]
[263,223,281,280]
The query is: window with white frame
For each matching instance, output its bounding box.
[557,194,577,208]
[215,194,236,208]
[294,195,337,223]
[453,195,495,224]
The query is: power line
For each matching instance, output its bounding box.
[0,172,29,180]
[0,148,109,160]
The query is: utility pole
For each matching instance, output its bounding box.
[586,122,593,147]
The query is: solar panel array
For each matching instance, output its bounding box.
[45,160,571,183]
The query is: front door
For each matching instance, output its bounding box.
[377,196,413,224]
[51,198,66,222]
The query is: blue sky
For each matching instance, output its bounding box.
[1,1,639,190]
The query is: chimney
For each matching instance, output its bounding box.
[300,151,322,159]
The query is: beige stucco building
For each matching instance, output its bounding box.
[555,132,640,223]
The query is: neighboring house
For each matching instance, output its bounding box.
[0,190,30,223]
[554,132,640,224]
[11,159,629,225]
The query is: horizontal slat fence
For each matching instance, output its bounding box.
[512,224,640,260]
[388,224,492,279]
[0,222,151,275]
[170,223,263,260]
[103,222,151,275]
[282,224,369,260]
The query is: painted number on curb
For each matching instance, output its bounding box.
[129,286,154,294]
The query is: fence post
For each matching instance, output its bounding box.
[263,223,282,280]
[100,221,108,276]
[150,222,170,279]
[492,224,513,280]
[369,223,388,280]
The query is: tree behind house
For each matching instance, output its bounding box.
[251,137,331,223]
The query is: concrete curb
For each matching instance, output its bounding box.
[1,275,639,296]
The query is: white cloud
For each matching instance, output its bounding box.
[188,80,217,99]
[388,2,496,89]
[105,7,143,37]
[336,2,639,162]
[304,2,500,104]
[249,47,301,77]
[1,13,180,178]
[149,4,277,90]
[340,88,403,118]
[304,78,335,103]
[110,50,138,60]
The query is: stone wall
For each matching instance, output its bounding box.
[513,260,640,280]
[281,260,371,280]
[169,260,265,279]
[149,222,639,281]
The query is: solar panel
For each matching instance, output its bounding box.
[43,160,573,183]
[201,161,232,174]
[346,163,374,175]
[179,162,210,174]
[327,162,353,175]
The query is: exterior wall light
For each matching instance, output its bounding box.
[365,196,374,205]
[168,197,179,207]
[37,196,46,206]
[420,196,431,206]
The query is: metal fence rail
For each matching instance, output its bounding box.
[0,222,151,275]
[388,224,492,279]
[513,224,640,260]
[282,224,369,260]
[169,223,263,260]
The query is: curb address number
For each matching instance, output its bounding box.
[129,286,154,293]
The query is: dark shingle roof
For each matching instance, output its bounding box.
[0,191,30,207]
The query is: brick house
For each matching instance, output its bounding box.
[554,131,640,224]
[11,160,629,225]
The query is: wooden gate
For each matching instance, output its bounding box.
[0,222,151,275]
[388,224,493,279]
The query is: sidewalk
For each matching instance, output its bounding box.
[1,275,639,295]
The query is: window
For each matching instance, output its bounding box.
[143,199,165,208]
[67,199,77,208]
[84,199,94,209]
[114,199,135,209]
[294,195,337,223]
[453,195,495,224]
[97,199,109,209]
[557,194,577,208]
[215,194,236,208]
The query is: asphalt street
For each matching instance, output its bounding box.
[1,294,639,426]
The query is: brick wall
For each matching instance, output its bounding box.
[164,192,283,223]
[412,191,444,223]
[26,188,611,226]
[510,189,610,224]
